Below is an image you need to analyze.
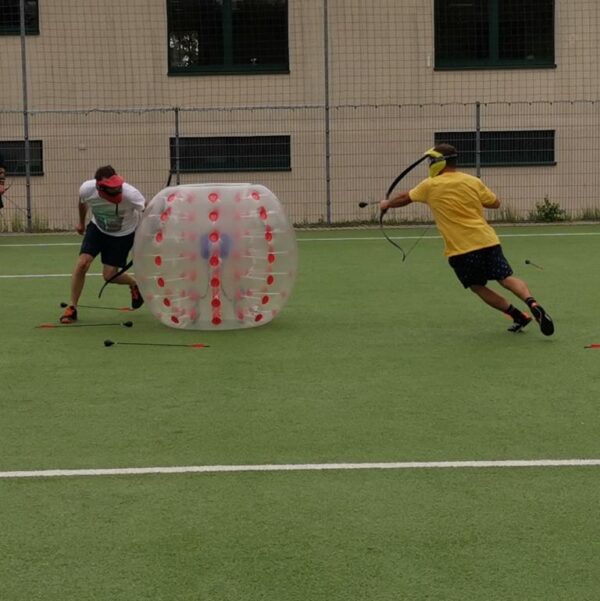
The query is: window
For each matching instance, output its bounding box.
[167,0,289,75]
[170,135,291,172]
[0,140,44,175]
[434,0,554,69]
[0,0,39,35]
[434,131,555,166]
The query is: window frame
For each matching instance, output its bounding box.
[0,0,40,36]
[169,135,292,173]
[167,0,289,76]
[434,0,555,70]
[434,130,556,167]
[0,140,44,176]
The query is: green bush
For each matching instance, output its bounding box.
[528,196,567,222]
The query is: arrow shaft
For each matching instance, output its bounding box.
[115,342,208,348]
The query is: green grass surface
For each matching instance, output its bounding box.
[1,225,599,600]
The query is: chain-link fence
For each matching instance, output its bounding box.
[1,1,599,230]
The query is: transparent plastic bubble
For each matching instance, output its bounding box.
[133,183,298,330]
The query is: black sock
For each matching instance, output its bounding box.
[506,304,527,322]
[525,297,536,308]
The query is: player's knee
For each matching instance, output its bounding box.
[75,255,93,273]
[102,268,118,282]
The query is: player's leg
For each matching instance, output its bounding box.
[60,223,100,323]
[71,254,95,304]
[449,247,530,332]
[101,264,136,286]
[469,284,532,332]
[494,246,554,336]
[497,275,532,301]
[100,231,144,309]
[499,276,554,336]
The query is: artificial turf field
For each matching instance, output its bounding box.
[1,224,599,600]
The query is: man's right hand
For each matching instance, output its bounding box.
[76,222,85,235]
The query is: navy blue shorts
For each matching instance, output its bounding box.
[448,244,513,288]
[80,222,134,268]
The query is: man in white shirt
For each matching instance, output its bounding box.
[60,165,146,323]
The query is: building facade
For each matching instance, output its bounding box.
[0,0,598,230]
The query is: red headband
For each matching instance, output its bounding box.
[97,174,124,188]
[96,174,124,204]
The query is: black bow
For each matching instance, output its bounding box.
[98,260,133,298]
[380,155,430,261]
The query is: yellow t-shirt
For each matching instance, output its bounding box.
[409,171,500,257]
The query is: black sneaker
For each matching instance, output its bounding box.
[59,305,78,324]
[130,284,144,310]
[507,312,532,333]
[530,303,554,336]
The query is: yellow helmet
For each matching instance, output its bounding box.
[424,147,457,178]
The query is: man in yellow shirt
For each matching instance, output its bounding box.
[380,144,554,336]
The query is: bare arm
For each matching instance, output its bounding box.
[76,201,88,235]
[380,190,413,211]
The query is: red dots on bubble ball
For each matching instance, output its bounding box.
[261,295,269,305]
[251,191,261,201]
[167,193,177,203]
[171,315,180,324]
[154,256,162,266]
[265,231,273,242]
[209,255,220,267]
[258,207,267,220]
[211,298,221,308]
[255,314,263,322]
[209,231,220,242]
[210,277,220,287]
[208,210,219,222]
[155,231,163,243]
[208,192,219,203]
[266,275,274,285]
[157,277,165,287]
[267,253,276,264]
[212,316,222,325]
[163,298,171,307]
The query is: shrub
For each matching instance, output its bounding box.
[528,196,567,222]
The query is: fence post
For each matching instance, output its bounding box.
[475,101,481,178]
[323,0,332,224]
[173,107,181,185]
[19,0,32,230]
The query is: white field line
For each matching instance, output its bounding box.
[1,230,600,248]
[0,242,81,247]
[2,459,599,480]
[0,273,102,278]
